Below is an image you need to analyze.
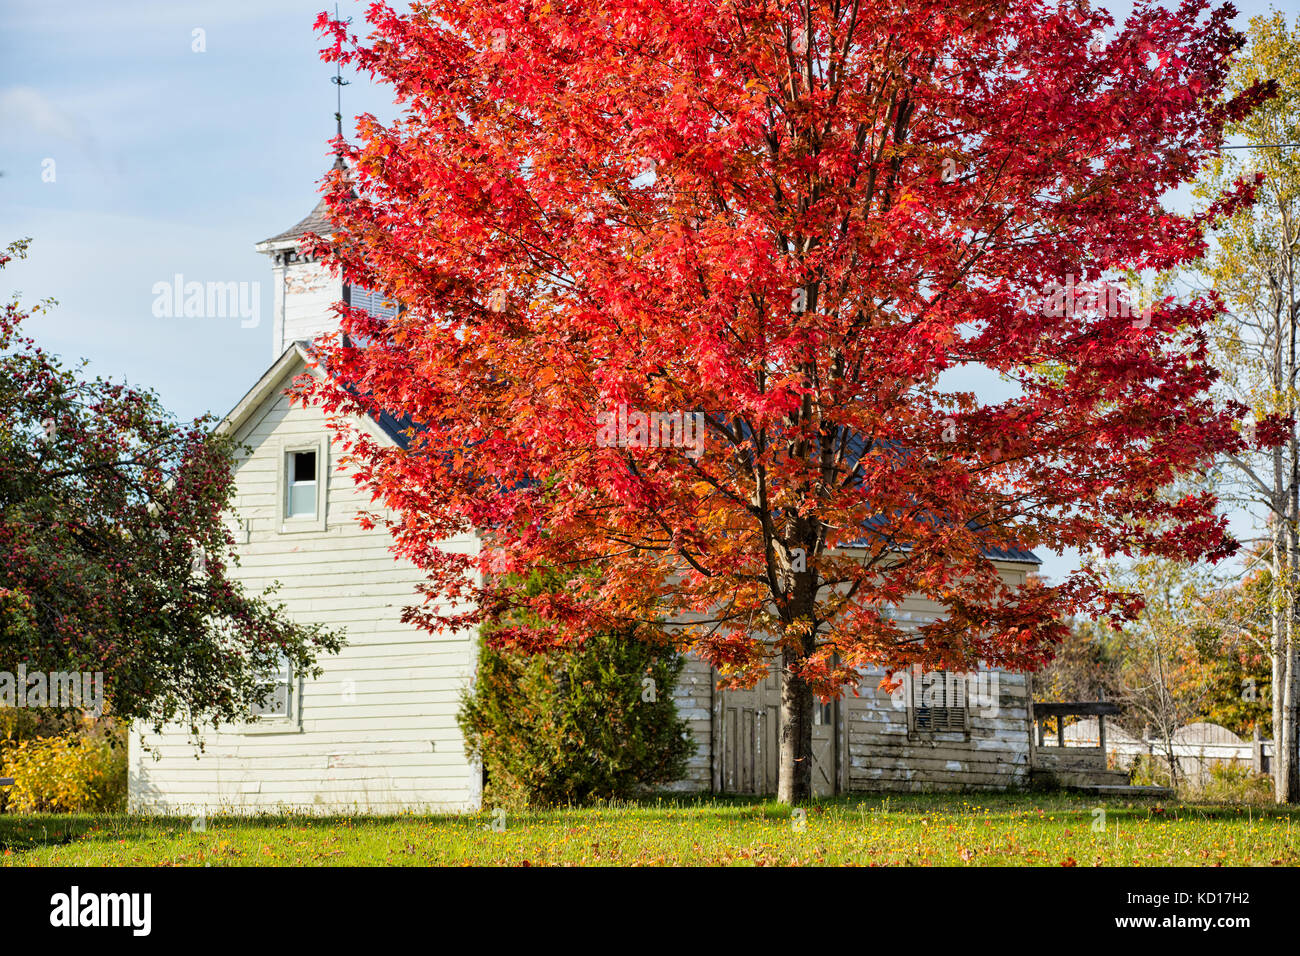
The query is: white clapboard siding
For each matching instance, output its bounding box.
[129,356,482,815]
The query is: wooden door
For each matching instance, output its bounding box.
[720,666,838,796]
[721,667,779,794]
[811,698,836,796]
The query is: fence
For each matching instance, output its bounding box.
[1052,718,1270,783]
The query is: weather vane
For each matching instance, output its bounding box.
[331,3,352,151]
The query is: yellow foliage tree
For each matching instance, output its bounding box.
[1194,10,1300,804]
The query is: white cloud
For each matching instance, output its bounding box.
[0,86,88,146]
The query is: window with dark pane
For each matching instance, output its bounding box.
[287,450,317,518]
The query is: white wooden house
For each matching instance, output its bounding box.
[128,173,1042,814]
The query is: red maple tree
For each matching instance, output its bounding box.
[299,0,1276,801]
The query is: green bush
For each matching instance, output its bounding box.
[0,719,127,813]
[459,623,696,808]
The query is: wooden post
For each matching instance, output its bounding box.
[1253,724,1263,775]
[1057,719,1065,749]
[1097,691,1107,765]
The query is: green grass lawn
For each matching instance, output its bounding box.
[2,792,1297,866]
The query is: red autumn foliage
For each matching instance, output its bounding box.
[295,0,1278,799]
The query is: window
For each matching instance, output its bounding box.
[277,440,327,533]
[812,699,833,726]
[250,657,292,719]
[287,450,317,518]
[910,668,968,733]
[344,284,400,321]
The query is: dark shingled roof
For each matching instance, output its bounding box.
[259,156,348,246]
[973,542,1041,564]
[371,406,417,450]
[293,340,418,450]
[260,194,335,246]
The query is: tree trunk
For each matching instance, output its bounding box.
[1272,520,1288,801]
[777,637,814,805]
[1280,538,1298,802]
[1286,214,1300,803]
[1276,540,1296,803]
[1282,636,1299,802]
[1274,515,1284,801]
[1282,281,1299,805]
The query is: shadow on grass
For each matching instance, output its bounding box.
[2,791,1297,848]
[0,816,141,852]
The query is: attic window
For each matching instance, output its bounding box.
[287,451,317,518]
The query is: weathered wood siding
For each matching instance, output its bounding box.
[270,259,342,359]
[665,654,714,792]
[843,665,1032,792]
[129,359,481,814]
[842,568,1033,792]
[678,564,1036,795]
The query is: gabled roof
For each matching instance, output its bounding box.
[218,341,410,450]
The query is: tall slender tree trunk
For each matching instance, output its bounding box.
[1284,630,1299,802]
[778,639,814,805]
[1281,501,1297,801]
[1286,210,1300,803]
[1282,273,1299,804]
[777,583,816,805]
[1277,613,1294,802]
[1272,513,1288,800]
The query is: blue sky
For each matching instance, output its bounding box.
[0,0,1285,584]
[2,1,398,419]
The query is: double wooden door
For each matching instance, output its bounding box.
[719,665,837,796]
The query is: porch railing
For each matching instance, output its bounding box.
[1033,700,1121,752]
